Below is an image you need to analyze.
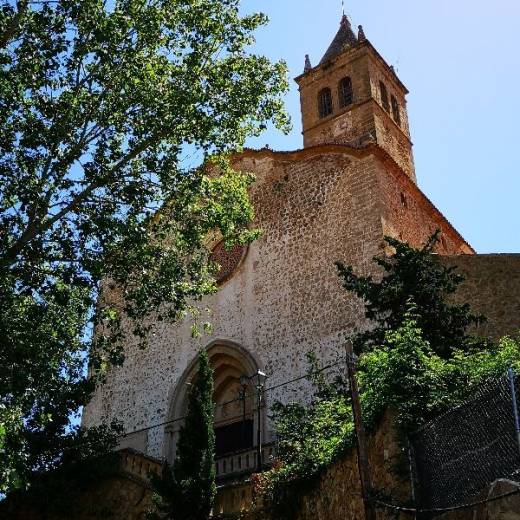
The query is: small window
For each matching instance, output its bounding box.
[391,95,401,126]
[379,81,389,112]
[318,87,333,118]
[338,77,353,108]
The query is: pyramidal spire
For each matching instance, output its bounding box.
[320,14,358,65]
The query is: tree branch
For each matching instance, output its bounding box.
[0,0,29,49]
[1,132,164,266]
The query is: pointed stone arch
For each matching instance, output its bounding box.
[163,340,264,462]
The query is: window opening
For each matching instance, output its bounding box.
[338,77,353,108]
[318,87,333,118]
[391,95,401,126]
[380,81,389,112]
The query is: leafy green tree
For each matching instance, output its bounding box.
[336,232,484,358]
[359,318,520,437]
[0,0,289,494]
[149,349,216,520]
[271,353,352,482]
[358,311,452,435]
[263,235,520,514]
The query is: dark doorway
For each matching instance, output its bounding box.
[215,419,254,457]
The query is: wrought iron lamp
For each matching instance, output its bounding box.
[253,370,267,472]
[237,370,267,472]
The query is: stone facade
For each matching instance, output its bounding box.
[442,254,520,339]
[82,9,519,497]
[82,143,472,461]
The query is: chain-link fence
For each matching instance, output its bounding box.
[409,371,520,511]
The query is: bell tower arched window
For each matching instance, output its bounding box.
[318,88,333,118]
[391,95,401,126]
[379,81,389,112]
[338,77,353,108]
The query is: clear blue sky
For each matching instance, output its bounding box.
[241,0,520,254]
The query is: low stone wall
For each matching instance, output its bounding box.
[0,450,161,520]
[0,449,259,520]
[290,412,410,520]
[437,479,520,520]
[3,432,520,520]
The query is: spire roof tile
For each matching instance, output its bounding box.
[320,15,358,64]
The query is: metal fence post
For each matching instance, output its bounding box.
[407,440,418,520]
[507,368,520,457]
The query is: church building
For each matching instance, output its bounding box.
[82,12,520,492]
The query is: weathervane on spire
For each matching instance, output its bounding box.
[342,0,345,16]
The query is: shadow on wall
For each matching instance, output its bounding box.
[2,419,520,519]
[441,254,520,339]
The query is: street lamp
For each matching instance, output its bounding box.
[238,369,268,473]
[239,375,249,440]
[253,370,267,472]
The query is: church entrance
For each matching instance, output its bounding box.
[165,341,264,468]
[211,348,256,457]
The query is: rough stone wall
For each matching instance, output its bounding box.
[376,157,473,253]
[6,439,519,520]
[291,464,520,520]
[441,254,520,339]
[0,450,161,520]
[83,144,472,463]
[292,412,411,520]
[437,479,520,520]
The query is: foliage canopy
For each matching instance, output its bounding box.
[0,0,289,494]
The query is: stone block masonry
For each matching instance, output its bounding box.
[442,254,520,339]
[83,143,474,462]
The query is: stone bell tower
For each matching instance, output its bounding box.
[295,14,416,182]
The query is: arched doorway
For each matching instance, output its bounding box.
[164,341,264,464]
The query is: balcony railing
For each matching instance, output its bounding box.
[214,443,276,481]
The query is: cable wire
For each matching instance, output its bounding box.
[117,358,345,439]
[370,487,520,515]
